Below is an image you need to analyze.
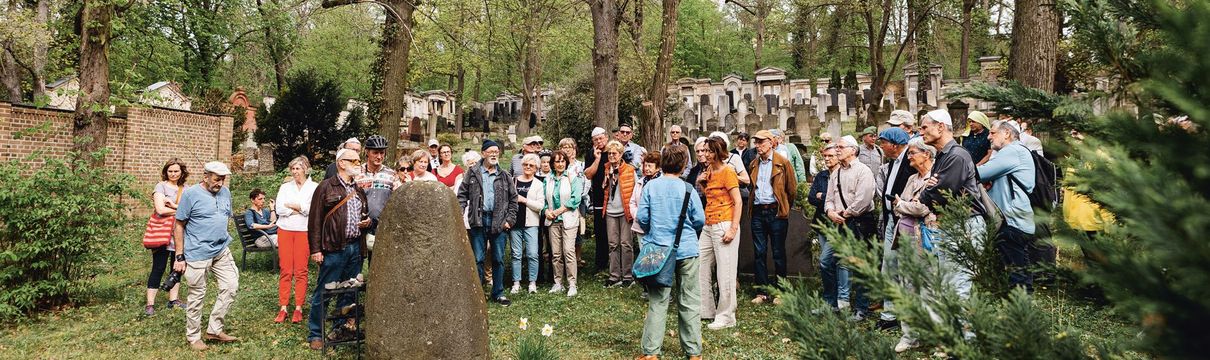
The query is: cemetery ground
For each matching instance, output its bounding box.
[0,226,1136,359]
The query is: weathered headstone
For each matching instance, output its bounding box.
[365,182,489,359]
[723,113,737,133]
[825,105,842,139]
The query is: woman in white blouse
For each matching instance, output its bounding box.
[274,156,318,323]
[404,149,439,182]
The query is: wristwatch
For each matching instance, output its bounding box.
[176,254,185,262]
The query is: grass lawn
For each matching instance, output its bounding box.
[0,224,1135,359]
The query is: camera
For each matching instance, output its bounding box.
[161,270,183,291]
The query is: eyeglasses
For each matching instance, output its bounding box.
[619,130,632,135]
[907,150,924,157]
[340,159,361,165]
[523,163,537,168]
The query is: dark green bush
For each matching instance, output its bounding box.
[0,151,138,320]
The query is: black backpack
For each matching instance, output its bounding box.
[1007,144,1058,212]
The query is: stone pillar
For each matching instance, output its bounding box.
[365,181,490,359]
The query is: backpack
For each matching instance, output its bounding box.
[1007,145,1058,212]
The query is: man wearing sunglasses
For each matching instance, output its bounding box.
[617,123,647,169]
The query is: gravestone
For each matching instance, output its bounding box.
[366,181,489,359]
[705,117,719,132]
[807,114,822,137]
[408,117,423,142]
[825,105,842,139]
[682,109,697,129]
[723,113,737,133]
[744,114,761,132]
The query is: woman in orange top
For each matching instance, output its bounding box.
[695,137,743,330]
[601,140,637,287]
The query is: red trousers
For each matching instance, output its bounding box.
[277,229,310,306]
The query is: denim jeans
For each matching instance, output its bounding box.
[511,226,539,282]
[750,207,788,296]
[307,243,362,341]
[471,226,508,299]
[817,233,850,307]
[996,224,1035,292]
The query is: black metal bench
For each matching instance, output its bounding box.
[232,215,278,270]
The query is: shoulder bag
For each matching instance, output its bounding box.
[142,185,183,249]
[632,182,692,288]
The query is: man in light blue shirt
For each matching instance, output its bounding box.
[978,120,1036,291]
[172,161,238,350]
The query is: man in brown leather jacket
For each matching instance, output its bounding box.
[306,148,370,350]
[746,130,798,305]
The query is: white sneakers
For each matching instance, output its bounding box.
[706,321,735,330]
[894,335,918,353]
[528,283,538,294]
[510,283,521,294]
[837,300,851,311]
[549,284,565,293]
[567,286,578,297]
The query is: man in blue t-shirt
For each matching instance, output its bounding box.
[172,161,239,351]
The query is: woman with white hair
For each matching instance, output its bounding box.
[888,136,940,353]
[274,156,318,323]
[510,154,546,294]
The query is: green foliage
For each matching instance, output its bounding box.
[0,150,137,320]
[777,280,896,360]
[800,197,1110,359]
[945,81,1098,136]
[1063,2,1210,357]
[292,7,379,100]
[254,71,352,170]
[515,334,559,360]
[541,79,597,156]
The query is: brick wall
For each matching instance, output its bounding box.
[0,101,233,193]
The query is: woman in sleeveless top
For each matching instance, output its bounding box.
[435,144,464,187]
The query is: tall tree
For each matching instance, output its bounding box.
[255,0,293,95]
[727,0,773,71]
[323,0,416,165]
[639,0,680,150]
[1008,0,1060,92]
[74,0,134,155]
[587,0,624,130]
[1,0,52,103]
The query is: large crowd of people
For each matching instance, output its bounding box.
[145,110,1062,357]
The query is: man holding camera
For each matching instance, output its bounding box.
[172,161,239,351]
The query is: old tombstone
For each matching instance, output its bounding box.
[825,105,842,139]
[745,122,761,136]
[723,113,737,133]
[807,114,822,137]
[408,117,423,142]
[366,181,489,359]
[682,109,697,129]
[744,114,761,132]
[700,106,715,130]
[948,99,971,134]
[705,117,719,132]
[792,105,812,137]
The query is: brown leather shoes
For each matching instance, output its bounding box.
[203,332,239,342]
[188,340,208,351]
[309,339,324,350]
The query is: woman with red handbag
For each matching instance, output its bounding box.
[144,158,188,316]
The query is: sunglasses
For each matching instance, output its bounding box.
[340,159,362,165]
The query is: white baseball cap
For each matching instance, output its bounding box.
[427,139,440,147]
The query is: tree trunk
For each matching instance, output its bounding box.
[518,36,540,138]
[1,49,20,103]
[73,0,118,157]
[375,0,417,165]
[753,12,765,71]
[256,0,289,95]
[454,64,465,135]
[960,0,975,79]
[589,0,622,130]
[31,0,49,100]
[640,0,680,150]
[1008,0,1060,92]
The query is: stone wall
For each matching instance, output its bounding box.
[0,101,233,191]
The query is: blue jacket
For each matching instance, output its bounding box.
[978,142,1036,234]
[637,176,705,260]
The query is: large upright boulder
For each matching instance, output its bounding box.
[365,181,489,359]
